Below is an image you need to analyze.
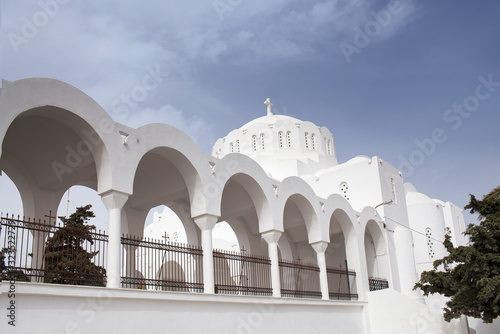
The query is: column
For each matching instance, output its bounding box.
[262,230,282,297]
[311,241,329,300]
[101,190,129,289]
[194,214,218,294]
[394,226,422,300]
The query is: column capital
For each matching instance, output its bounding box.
[261,230,282,244]
[100,190,130,210]
[193,214,218,231]
[310,240,329,254]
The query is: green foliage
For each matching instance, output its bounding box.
[43,205,106,286]
[0,247,30,282]
[414,186,500,323]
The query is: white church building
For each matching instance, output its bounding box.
[0,78,482,333]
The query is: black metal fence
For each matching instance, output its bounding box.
[213,248,272,296]
[279,259,322,299]
[1,214,363,300]
[121,234,204,292]
[327,267,358,300]
[0,214,108,286]
[368,277,389,291]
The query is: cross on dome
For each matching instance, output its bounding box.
[264,98,273,116]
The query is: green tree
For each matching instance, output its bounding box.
[44,205,106,286]
[414,186,500,323]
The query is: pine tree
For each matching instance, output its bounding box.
[414,186,500,323]
[44,205,106,286]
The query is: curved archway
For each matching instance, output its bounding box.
[219,172,272,255]
[280,193,322,298]
[122,147,205,290]
[124,147,201,241]
[1,106,112,278]
[364,219,391,289]
[1,106,111,219]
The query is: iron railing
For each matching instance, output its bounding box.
[368,277,389,291]
[326,267,358,300]
[121,234,204,292]
[279,259,321,299]
[1,214,364,300]
[213,248,272,296]
[0,214,108,286]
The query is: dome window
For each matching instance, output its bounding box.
[252,135,257,152]
[286,131,292,148]
[305,132,309,149]
[278,131,284,148]
[311,133,316,150]
[230,142,234,153]
[260,133,265,150]
[235,140,240,153]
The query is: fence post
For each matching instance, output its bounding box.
[311,241,329,300]
[194,214,218,294]
[101,190,129,289]
[262,230,282,298]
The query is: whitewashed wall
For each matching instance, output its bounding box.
[1,282,366,334]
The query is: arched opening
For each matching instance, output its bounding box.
[217,173,272,295]
[122,148,203,291]
[0,107,109,283]
[364,220,390,291]
[281,194,321,298]
[1,107,108,218]
[327,209,358,300]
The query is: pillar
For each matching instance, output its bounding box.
[262,230,282,297]
[311,241,329,300]
[101,190,129,289]
[194,214,218,294]
[394,226,422,300]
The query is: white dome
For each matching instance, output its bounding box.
[212,102,338,180]
[240,114,302,129]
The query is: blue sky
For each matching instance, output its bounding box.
[1,0,499,227]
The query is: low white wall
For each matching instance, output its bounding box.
[1,282,366,334]
[367,289,466,334]
[468,317,500,334]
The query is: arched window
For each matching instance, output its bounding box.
[278,131,284,148]
[311,133,316,150]
[390,178,397,204]
[304,132,309,149]
[252,135,257,152]
[425,228,435,259]
[260,133,265,150]
[235,140,240,153]
[340,182,349,201]
[286,131,292,148]
[229,142,234,153]
[325,138,332,155]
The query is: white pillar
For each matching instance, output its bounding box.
[262,230,282,297]
[194,214,218,294]
[101,190,129,289]
[311,241,329,300]
[394,226,422,300]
